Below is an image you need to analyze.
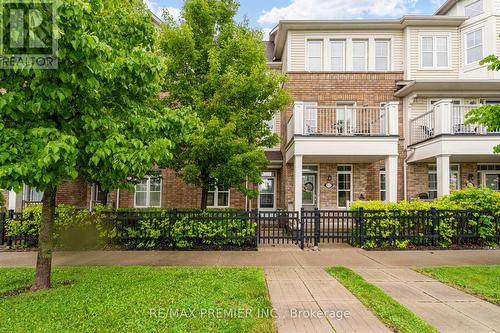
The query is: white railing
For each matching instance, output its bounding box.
[452,105,500,135]
[409,109,435,145]
[306,106,386,136]
[287,103,397,141]
[409,102,500,145]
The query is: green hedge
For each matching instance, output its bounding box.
[350,187,500,249]
[5,206,257,250]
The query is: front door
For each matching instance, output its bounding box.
[302,173,318,210]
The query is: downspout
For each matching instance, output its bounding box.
[404,148,415,201]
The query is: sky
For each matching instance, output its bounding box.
[145,0,447,39]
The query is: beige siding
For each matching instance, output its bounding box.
[497,16,500,55]
[406,27,460,80]
[288,30,404,72]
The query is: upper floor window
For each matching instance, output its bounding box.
[466,28,483,64]
[134,174,161,208]
[307,40,323,71]
[421,36,449,69]
[264,116,275,133]
[207,184,230,208]
[330,40,345,71]
[465,0,483,17]
[352,40,368,71]
[375,40,390,71]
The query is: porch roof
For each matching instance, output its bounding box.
[395,80,500,97]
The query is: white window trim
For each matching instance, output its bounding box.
[374,39,391,71]
[427,98,463,110]
[419,34,451,70]
[330,39,346,72]
[265,116,276,133]
[379,170,387,201]
[306,40,323,72]
[428,164,460,198]
[258,173,276,211]
[207,185,230,208]
[352,40,368,72]
[337,164,353,209]
[464,27,484,66]
[134,176,162,208]
[464,0,483,18]
[302,164,320,208]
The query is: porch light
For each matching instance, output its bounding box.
[359,193,365,200]
[327,175,332,182]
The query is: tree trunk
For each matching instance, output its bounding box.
[200,186,208,210]
[31,186,57,291]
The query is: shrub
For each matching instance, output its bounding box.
[350,187,500,248]
[6,206,257,250]
[5,205,107,249]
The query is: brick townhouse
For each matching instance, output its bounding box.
[4,0,500,211]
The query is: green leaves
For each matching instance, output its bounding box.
[0,0,192,193]
[160,0,291,204]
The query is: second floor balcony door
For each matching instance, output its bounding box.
[336,102,356,135]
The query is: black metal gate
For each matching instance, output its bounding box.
[257,209,355,248]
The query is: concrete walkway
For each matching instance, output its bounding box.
[265,267,390,333]
[354,268,500,333]
[1,247,499,333]
[1,247,499,268]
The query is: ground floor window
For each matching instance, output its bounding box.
[428,164,460,199]
[134,173,161,208]
[259,171,276,210]
[478,164,500,191]
[24,185,43,203]
[207,184,230,208]
[337,165,352,208]
[379,167,386,201]
[92,185,108,206]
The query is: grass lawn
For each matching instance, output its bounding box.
[0,267,274,333]
[326,267,437,333]
[415,265,500,305]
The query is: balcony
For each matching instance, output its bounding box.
[410,103,500,146]
[285,102,399,163]
[407,100,500,163]
[287,102,399,141]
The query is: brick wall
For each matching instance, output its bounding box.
[56,180,90,208]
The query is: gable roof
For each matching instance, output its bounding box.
[435,0,460,15]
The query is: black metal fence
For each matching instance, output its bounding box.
[1,208,499,250]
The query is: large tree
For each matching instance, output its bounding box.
[159,0,291,208]
[466,52,500,153]
[0,0,191,290]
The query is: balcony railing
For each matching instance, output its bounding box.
[409,102,500,145]
[287,102,398,143]
[409,109,435,145]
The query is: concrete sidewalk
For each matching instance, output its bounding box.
[0,247,499,268]
[354,268,500,333]
[265,267,390,333]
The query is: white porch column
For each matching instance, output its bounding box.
[294,155,303,212]
[434,99,452,135]
[437,155,450,197]
[386,101,399,136]
[385,155,398,202]
[293,102,304,136]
